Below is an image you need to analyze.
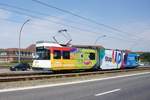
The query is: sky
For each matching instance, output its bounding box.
[0,0,150,51]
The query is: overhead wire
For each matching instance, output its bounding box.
[0,7,107,36]
[0,2,138,40]
[32,0,142,40]
[0,5,138,43]
[1,2,139,41]
[0,2,105,32]
[0,4,139,41]
[0,17,56,31]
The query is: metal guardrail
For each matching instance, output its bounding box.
[0,67,150,82]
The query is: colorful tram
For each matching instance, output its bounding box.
[32,41,139,71]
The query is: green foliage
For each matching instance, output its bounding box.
[140,52,150,62]
[0,63,16,68]
[20,60,33,64]
[10,60,33,66]
[11,60,32,63]
[11,60,18,63]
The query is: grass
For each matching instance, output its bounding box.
[0,62,32,68]
[0,63,17,68]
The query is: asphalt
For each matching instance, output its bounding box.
[0,72,150,100]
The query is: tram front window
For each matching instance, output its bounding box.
[36,47,50,60]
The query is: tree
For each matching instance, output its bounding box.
[140,52,150,62]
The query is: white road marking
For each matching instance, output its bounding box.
[0,72,150,93]
[95,88,121,96]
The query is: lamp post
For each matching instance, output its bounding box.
[18,19,30,63]
[94,35,106,44]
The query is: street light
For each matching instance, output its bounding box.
[94,35,106,44]
[18,19,30,63]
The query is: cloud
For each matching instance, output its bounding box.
[0,9,11,19]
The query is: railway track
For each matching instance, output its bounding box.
[0,67,150,82]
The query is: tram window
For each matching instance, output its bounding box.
[63,51,70,59]
[89,53,95,60]
[43,50,50,60]
[54,50,61,59]
[124,54,127,63]
[36,47,50,60]
[135,56,139,62]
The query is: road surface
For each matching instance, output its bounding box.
[0,72,150,100]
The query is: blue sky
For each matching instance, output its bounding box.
[0,0,150,51]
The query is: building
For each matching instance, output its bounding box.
[0,44,35,63]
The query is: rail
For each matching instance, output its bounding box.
[0,67,150,82]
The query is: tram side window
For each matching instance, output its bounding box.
[54,50,61,59]
[89,53,95,60]
[63,51,70,59]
